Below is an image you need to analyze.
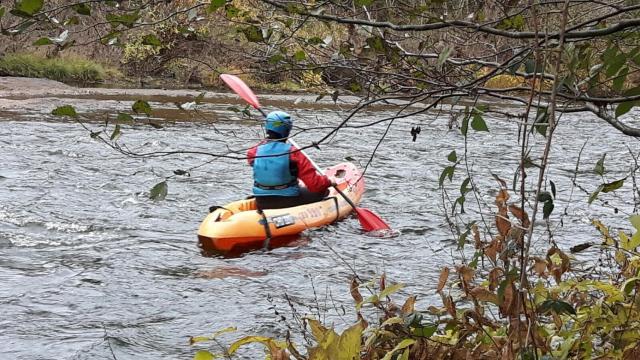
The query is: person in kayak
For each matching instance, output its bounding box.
[247,111,335,210]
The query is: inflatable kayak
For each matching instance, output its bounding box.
[197,162,364,255]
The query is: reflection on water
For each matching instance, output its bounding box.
[0,99,637,358]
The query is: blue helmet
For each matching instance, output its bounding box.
[265,111,292,137]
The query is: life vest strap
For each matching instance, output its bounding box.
[253,179,298,190]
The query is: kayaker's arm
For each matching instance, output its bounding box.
[290,147,332,193]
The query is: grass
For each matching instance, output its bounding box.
[0,53,119,84]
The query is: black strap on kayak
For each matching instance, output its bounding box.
[329,196,340,223]
[257,208,272,250]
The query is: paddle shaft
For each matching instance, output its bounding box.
[287,138,360,212]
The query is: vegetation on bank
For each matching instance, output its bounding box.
[0,53,121,84]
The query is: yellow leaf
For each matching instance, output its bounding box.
[335,322,364,360]
[381,317,404,327]
[382,339,416,360]
[631,215,640,230]
[379,283,405,298]
[308,319,333,343]
[193,350,215,360]
[228,336,282,355]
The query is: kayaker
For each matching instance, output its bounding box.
[247,111,335,210]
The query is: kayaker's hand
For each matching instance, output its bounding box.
[330,180,338,187]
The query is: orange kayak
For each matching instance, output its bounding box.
[197,162,364,255]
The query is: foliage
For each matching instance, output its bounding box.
[0,53,112,83]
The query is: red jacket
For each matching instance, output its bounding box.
[247,141,332,193]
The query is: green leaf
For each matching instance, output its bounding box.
[117,113,134,123]
[594,153,606,175]
[225,5,240,18]
[142,34,162,47]
[615,101,636,118]
[132,100,152,116]
[51,105,77,117]
[460,177,471,194]
[588,185,604,204]
[106,12,140,28]
[622,278,640,295]
[366,36,385,53]
[110,124,121,141]
[63,16,79,26]
[458,229,469,249]
[439,166,455,187]
[550,180,556,199]
[447,150,457,163]
[412,323,437,338]
[631,215,640,231]
[193,350,215,360]
[461,113,469,137]
[72,3,91,16]
[612,66,628,92]
[471,113,489,131]
[379,283,405,298]
[0,7,5,18]
[11,0,43,17]
[543,199,554,219]
[241,25,263,42]
[33,37,53,46]
[602,178,625,193]
[207,0,225,14]
[293,50,306,61]
[537,191,552,203]
[454,195,465,214]
[149,181,168,201]
[539,299,576,316]
[534,107,548,136]
[437,46,453,70]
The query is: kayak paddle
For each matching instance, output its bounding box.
[219,74,391,232]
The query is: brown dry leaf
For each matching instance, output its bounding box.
[488,268,503,291]
[499,282,515,316]
[551,267,563,284]
[496,207,511,237]
[437,267,449,293]
[470,287,499,304]
[501,340,515,360]
[532,257,547,277]
[496,189,510,207]
[472,223,482,249]
[357,312,369,329]
[379,272,386,292]
[444,295,456,317]
[349,277,363,305]
[457,265,475,284]
[508,204,531,228]
[271,348,290,360]
[623,344,640,360]
[484,239,501,263]
[509,227,525,247]
[401,295,416,315]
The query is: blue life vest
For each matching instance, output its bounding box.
[252,141,300,197]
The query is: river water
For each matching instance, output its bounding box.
[1,92,638,359]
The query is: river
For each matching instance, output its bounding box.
[1,87,638,359]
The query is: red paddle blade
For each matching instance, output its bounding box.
[220,74,261,110]
[355,207,391,231]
